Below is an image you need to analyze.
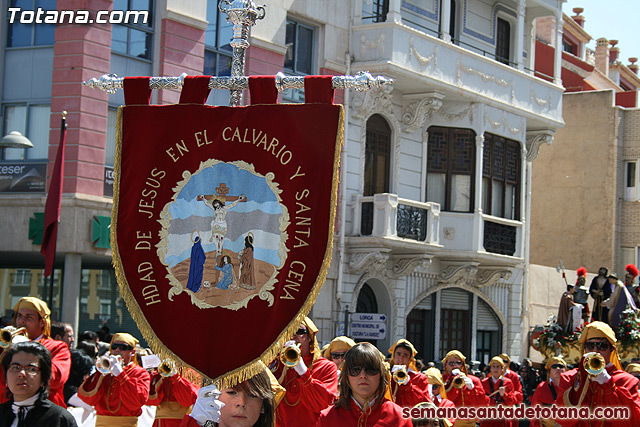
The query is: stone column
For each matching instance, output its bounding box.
[61,253,81,334]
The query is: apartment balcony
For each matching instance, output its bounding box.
[351,21,564,130]
[349,194,523,266]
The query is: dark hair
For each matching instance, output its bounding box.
[212,199,224,210]
[78,330,98,343]
[51,322,67,339]
[2,341,52,400]
[228,369,275,427]
[76,340,98,359]
[64,349,94,404]
[335,342,388,410]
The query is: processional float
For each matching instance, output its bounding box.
[83,0,392,388]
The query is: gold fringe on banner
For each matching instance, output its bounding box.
[111,105,345,390]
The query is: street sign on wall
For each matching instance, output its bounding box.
[350,312,387,340]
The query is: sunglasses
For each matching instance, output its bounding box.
[111,343,133,351]
[348,365,379,376]
[550,364,565,369]
[331,352,346,360]
[584,341,610,351]
[295,328,308,336]
[446,361,463,367]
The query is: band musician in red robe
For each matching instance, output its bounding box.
[78,332,151,427]
[481,357,516,427]
[554,321,640,426]
[147,360,199,426]
[530,357,566,427]
[387,339,432,407]
[2,297,71,408]
[442,350,488,427]
[271,317,338,426]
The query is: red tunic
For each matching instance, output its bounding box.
[481,376,516,427]
[432,395,456,426]
[390,371,432,408]
[504,370,523,404]
[529,380,559,427]
[274,354,338,427]
[0,367,6,404]
[78,363,151,417]
[39,338,71,407]
[443,373,489,408]
[316,398,413,427]
[147,372,198,427]
[554,365,640,427]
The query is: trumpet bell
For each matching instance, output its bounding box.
[584,352,606,376]
[393,367,409,386]
[281,343,301,367]
[96,354,112,375]
[453,375,465,389]
[158,359,177,377]
[0,326,28,348]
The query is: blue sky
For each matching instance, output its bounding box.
[562,0,639,65]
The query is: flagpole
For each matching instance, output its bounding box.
[42,111,67,309]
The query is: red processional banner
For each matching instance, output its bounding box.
[112,76,343,386]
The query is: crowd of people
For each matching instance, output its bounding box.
[1,296,640,426]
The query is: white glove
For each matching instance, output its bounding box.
[109,355,124,377]
[594,369,612,385]
[451,369,461,376]
[293,357,308,376]
[464,376,474,390]
[190,385,224,426]
[391,365,406,373]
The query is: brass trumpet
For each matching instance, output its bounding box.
[96,353,121,375]
[281,342,301,367]
[0,326,28,348]
[452,375,466,389]
[584,352,606,377]
[393,365,409,386]
[158,359,177,377]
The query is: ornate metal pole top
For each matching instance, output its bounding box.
[81,71,393,94]
[219,0,266,50]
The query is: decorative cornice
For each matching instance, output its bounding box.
[477,268,513,287]
[525,130,554,161]
[437,103,474,123]
[402,92,445,133]
[439,263,479,287]
[348,251,390,276]
[391,256,431,278]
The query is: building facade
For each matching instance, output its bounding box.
[528,7,640,361]
[0,0,564,364]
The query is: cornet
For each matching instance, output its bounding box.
[158,359,177,377]
[281,342,301,367]
[0,326,29,348]
[452,375,466,389]
[392,365,409,386]
[584,352,606,377]
[96,353,121,375]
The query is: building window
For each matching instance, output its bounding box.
[1,104,50,161]
[496,17,511,65]
[362,0,388,23]
[282,19,314,103]
[364,115,391,196]
[204,0,232,105]
[482,133,520,220]
[449,0,457,42]
[625,161,638,201]
[562,38,575,55]
[440,308,469,358]
[6,0,55,47]
[111,0,154,60]
[426,127,475,212]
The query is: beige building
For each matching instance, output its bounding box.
[526,8,640,361]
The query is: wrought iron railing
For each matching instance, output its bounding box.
[483,217,518,256]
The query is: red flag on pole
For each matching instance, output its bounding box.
[41,112,67,277]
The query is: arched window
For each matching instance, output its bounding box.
[356,283,378,313]
[364,115,391,196]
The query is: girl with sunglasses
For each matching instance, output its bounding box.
[529,357,566,427]
[316,342,412,426]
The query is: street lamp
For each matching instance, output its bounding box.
[0,131,34,149]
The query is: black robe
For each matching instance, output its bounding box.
[0,394,78,427]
